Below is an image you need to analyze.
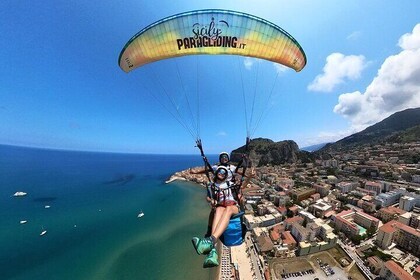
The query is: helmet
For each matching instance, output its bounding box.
[215,166,229,179]
[219,152,230,162]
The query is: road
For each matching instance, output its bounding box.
[337,240,375,280]
[245,233,265,280]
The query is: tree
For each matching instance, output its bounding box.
[366,226,377,238]
[351,235,363,245]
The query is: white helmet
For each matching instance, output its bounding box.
[219,152,230,162]
[215,166,229,178]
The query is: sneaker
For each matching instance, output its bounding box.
[191,237,214,255]
[203,248,219,268]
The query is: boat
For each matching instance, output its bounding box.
[40,226,47,236]
[20,220,27,224]
[13,191,27,197]
[137,210,144,218]
[44,205,51,209]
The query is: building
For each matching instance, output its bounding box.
[398,212,412,225]
[336,181,358,194]
[410,213,420,229]
[298,210,316,223]
[291,223,312,242]
[284,216,304,230]
[256,234,274,254]
[332,209,379,238]
[281,231,297,250]
[309,200,333,218]
[378,206,406,223]
[310,193,321,201]
[365,181,383,195]
[400,196,417,211]
[366,256,383,274]
[379,260,415,280]
[376,221,420,256]
[289,187,316,202]
[354,210,380,230]
[375,190,404,207]
[358,199,376,213]
[313,184,330,197]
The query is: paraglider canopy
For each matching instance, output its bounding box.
[119,9,306,73]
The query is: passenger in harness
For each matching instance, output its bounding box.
[192,165,254,268]
[191,152,240,181]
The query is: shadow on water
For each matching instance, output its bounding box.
[33,197,57,203]
[103,174,135,186]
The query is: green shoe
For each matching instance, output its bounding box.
[191,237,214,255]
[203,248,219,268]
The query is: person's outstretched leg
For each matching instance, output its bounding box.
[211,205,239,240]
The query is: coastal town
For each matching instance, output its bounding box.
[168,141,420,280]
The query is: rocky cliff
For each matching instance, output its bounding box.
[230,138,313,166]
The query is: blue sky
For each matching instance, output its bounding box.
[1,1,419,154]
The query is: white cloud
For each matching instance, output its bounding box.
[217,131,227,136]
[398,24,420,50]
[346,31,362,41]
[308,53,367,92]
[334,24,420,131]
[273,63,288,75]
[244,57,255,70]
[299,128,358,147]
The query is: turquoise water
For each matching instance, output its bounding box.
[0,145,217,280]
[356,224,367,236]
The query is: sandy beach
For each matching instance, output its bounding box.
[216,233,261,280]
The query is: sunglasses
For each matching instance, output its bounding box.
[217,169,227,175]
[220,155,229,159]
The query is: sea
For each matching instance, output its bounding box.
[0,145,218,280]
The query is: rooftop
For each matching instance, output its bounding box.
[380,220,420,237]
[384,260,415,280]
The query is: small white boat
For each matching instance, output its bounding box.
[20,220,27,224]
[44,205,51,209]
[137,211,145,218]
[13,191,27,197]
[40,226,47,236]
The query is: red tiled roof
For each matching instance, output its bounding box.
[380,206,406,215]
[289,206,298,212]
[284,216,304,224]
[281,231,296,245]
[336,209,354,218]
[270,230,280,241]
[356,210,380,222]
[277,206,287,214]
[365,181,381,187]
[385,260,415,280]
[337,209,379,223]
[380,220,420,237]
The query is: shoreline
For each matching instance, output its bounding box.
[165,167,209,187]
[165,175,187,184]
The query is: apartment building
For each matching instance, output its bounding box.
[333,209,379,238]
[379,260,415,280]
[377,220,420,256]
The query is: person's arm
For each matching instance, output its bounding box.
[190,167,206,174]
[241,167,255,189]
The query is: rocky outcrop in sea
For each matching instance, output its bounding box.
[165,167,209,186]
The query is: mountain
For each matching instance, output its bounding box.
[319,107,420,152]
[300,142,329,152]
[230,138,314,166]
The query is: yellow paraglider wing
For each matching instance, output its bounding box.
[118,9,306,73]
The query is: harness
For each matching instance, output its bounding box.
[208,180,242,207]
